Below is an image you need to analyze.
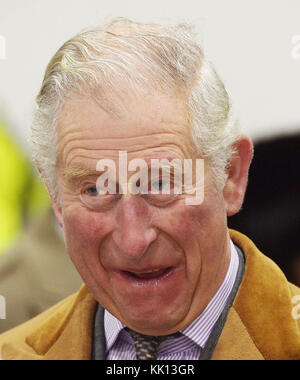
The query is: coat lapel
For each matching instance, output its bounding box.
[1,286,97,360]
[211,307,264,360]
[220,230,300,360]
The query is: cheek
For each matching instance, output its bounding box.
[155,197,227,268]
[158,201,220,246]
[62,207,111,253]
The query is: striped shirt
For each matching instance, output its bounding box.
[105,240,239,360]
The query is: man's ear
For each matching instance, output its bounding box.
[223,135,254,216]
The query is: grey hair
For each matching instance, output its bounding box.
[32,17,241,199]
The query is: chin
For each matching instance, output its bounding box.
[120,303,187,335]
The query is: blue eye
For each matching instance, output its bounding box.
[152,179,169,192]
[86,187,99,196]
[152,180,163,191]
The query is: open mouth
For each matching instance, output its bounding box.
[121,267,174,281]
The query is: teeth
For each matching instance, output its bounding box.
[133,269,161,274]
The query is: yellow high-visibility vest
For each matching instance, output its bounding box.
[0,123,50,253]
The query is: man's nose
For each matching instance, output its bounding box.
[112,196,157,259]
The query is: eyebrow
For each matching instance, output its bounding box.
[61,155,184,181]
[62,166,104,181]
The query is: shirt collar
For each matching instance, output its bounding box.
[104,310,125,352]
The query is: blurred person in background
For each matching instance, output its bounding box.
[0,208,82,333]
[0,119,82,333]
[229,133,300,287]
[0,120,49,253]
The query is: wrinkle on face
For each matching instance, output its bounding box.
[56,93,195,171]
[58,133,188,164]
[54,91,231,334]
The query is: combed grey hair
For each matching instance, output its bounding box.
[32,17,240,199]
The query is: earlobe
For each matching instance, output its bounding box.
[223,135,254,216]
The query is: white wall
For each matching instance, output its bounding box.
[0,0,300,152]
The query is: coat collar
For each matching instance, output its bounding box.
[2,286,97,360]
[2,230,300,360]
[223,230,300,360]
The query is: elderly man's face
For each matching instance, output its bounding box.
[54,93,232,335]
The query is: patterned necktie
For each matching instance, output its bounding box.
[127,329,164,360]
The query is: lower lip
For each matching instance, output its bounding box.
[115,267,176,287]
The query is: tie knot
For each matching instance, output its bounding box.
[127,329,164,360]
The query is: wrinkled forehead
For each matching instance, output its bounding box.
[56,90,195,166]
